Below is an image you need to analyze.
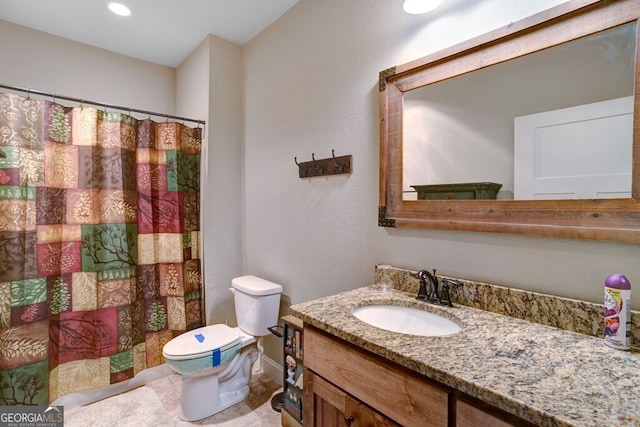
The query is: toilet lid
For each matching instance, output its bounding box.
[163,324,241,360]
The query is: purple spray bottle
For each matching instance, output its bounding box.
[604,274,631,350]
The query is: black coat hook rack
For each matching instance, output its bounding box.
[294,149,352,178]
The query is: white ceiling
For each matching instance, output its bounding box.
[0,0,299,67]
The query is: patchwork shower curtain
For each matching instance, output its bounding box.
[0,93,204,404]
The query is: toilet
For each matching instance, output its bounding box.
[162,275,283,421]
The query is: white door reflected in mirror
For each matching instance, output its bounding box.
[514,97,632,200]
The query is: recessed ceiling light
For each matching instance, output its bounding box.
[403,0,442,15]
[108,2,132,17]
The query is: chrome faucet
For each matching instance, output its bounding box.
[415,269,455,307]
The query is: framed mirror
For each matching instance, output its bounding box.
[379,0,640,243]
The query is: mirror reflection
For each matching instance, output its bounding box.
[403,23,636,201]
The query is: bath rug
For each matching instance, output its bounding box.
[64,386,173,426]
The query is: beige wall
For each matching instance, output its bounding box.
[182,35,244,327]
[177,34,259,361]
[0,20,175,113]
[243,0,640,309]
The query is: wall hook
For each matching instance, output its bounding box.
[312,153,324,173]
[332,149,344,172]
[295,157,308,177]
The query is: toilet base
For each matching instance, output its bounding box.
[176,345,259,421]
[178,383,250,421]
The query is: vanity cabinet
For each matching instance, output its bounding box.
[303,325,535,427]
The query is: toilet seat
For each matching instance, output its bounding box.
[163,324,241,361]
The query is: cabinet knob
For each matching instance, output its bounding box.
[344,415,354,426]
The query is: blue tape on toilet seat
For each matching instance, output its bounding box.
[212,348,221,367]
[165,341,242,376]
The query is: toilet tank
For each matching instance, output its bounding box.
[231,275,283,337]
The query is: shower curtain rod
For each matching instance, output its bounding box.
[0,83,205,126]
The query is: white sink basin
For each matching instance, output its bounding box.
[352,305,462,337]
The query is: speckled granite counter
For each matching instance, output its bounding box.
[289,285,640,427]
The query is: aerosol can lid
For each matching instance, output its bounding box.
[605,274,631,290]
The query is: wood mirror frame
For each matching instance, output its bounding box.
[379,0,640,243]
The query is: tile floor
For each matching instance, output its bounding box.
[144,370,283,426]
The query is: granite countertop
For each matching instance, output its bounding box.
[289,285,640,427]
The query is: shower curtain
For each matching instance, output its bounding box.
[0,93,204,405]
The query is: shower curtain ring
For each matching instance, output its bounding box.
[52,92,56,104]
[80,98,84,110]
[26,88,31,99]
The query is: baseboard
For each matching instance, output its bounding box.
[260,354,283,386]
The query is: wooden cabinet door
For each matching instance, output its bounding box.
[304,368,347,427]
[304,368,400,427]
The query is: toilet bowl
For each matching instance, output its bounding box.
[163,324,258,420]
[162,275,283,421]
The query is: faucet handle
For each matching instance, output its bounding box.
[439,279,461,307]
[438,282,453,307]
